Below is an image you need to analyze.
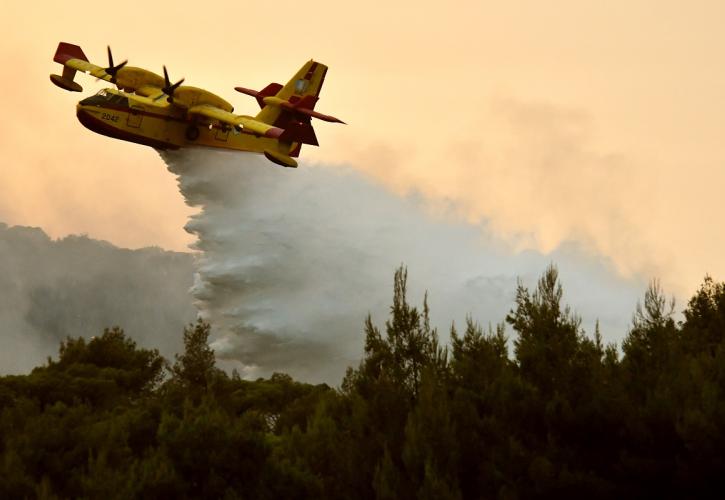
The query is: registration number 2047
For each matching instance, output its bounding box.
[101,113,119,122]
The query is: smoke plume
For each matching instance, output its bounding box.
[0,224,196,374]
[342,97,725,297]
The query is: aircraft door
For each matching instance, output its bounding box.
[127,106,143,128]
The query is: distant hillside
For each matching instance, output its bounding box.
[0,223,196,373]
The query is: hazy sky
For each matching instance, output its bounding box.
[3,0,725,296]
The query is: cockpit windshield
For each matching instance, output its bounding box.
[80,90,130,108]
[107,94,129,105]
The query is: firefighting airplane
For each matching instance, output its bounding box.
[50,42,344,168]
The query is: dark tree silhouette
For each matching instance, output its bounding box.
[1,265,725,498]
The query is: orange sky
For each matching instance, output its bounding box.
[3,0,725,295]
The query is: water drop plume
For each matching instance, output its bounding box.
[159,149,639,383]
[160,149,403,382]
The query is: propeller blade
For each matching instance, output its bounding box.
[161,66,184,103]
[170,78,185,91]
[104,46,127,84]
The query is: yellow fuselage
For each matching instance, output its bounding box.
[76,88,284,154]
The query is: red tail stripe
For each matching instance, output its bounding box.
[54,42,88,64]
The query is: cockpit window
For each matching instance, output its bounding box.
[80,91,130,108]
[108,94,128,105]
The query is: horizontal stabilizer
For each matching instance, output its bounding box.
[259,94,345,124]
[235,83,283,109]
[293,106,344,124]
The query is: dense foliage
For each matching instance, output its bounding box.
[1,265,724,498]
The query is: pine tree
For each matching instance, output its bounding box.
[171,319,219,396]
[507,264,582,395]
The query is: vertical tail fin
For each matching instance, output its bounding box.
[234,60,343,160]
[255,60,328,127]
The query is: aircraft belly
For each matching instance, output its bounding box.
[76,106,182,150]
[77,105,289,158]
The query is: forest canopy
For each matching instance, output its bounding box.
[1,265,724,499]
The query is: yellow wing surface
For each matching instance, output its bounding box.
[50,43,283,139]
[65,59,110,80]
[50,43,165,95]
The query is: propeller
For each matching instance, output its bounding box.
[154,65,185,103]
[104,46,127,85]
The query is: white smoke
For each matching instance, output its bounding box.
[160,149,643,383]
[0,224,196,374]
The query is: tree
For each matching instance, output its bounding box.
[5,265,725,498]
[507,264,583,395]
[350,266,441,399]
[682,276,725,355]
[622,279,678,392]
[170,319,220,397]
[449,319,515,498]
[58,327,165,394]
[341,265,446,500]
[402,369,461,500]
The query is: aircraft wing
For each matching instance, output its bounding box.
[136,86,165,98]
[187,105,284,138]
[65,58,111,81]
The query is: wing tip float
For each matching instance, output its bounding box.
[50,42,89,92]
